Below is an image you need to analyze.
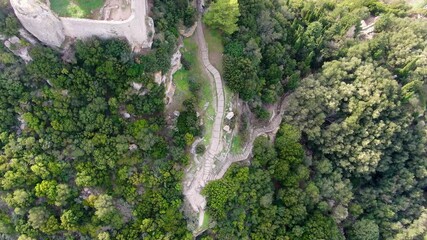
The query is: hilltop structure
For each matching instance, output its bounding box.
[10,0,154,51]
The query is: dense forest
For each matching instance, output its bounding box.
[203,124,344,239]
[0,39,196,239]
[220,0,420,116]
[202,0,427,239]
[0,0,199,239]
[1,0,427,239]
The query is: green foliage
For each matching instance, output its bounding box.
[93,194,123,228]
[203,0,240,34]
[348,219,379,240]
[221,0,397,108]
[0,13,19,37]
[196,143,206,154]
[50,0,104,18]
[204,126,343,239]
[174,100,201,148]
[301,212,344,240]
[152,0,195,34]
[28,207,49,230]
[284,16,427,239]
[0,38,190,239]
[223,56,260,100]
[0,211,13,234]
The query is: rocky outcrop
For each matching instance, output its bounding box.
[4,36,32,62]
[11,0,65,47]
[179,22,198,38]
[10,0,153,51]
[162,47,182,104]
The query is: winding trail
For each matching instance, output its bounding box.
[183,8,289,230]
[184,18,225,215]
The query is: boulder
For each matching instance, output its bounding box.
[179,22,197,38]
[11,0,65,47]
[132,82,143,91]
[225,112,234,120]
[4,36,32,62]
[223,125,231,133]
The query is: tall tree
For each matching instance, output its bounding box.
[204,0,240,34]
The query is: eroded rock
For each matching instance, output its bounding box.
[11,0,65,47]
[225,112,234,120]
[4,36,32,62]
[179,22,197,38]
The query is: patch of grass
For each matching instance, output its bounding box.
[66,3,85,18]
[182,38,198,65]
[50,0,71,16]
[231,134,242,154]
[180,37,216,144]
[204,28,224,73]
[201,212,210,229]
[50,0,104,18]
[174,70,190,93]
[170,69,191,111]
[75,0,104,15]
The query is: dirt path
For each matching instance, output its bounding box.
[183,18,225,216]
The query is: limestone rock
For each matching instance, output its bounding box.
[132,82,143,91]
[179,22,198,38]
[129,144,138,151]
[4,36,32,62]
[122,112,131,119]
[154,71,165,85]
[223,125,231,133]
[164,48,182,105]
[11,0,65,47]
[225,112,234,120]
[19,28,38,45]
[169,49,182,78]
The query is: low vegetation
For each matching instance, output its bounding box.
[50,0,104,18]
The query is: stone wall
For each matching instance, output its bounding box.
[61,0,154,51]
[11,0,154,50]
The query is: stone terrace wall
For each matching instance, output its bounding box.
[11,0,154,50]
[61,0,154,51]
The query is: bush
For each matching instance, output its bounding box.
[196,144,206,154]
[0,15,19,37]
[181,55,191,70]
[254,106,270,120]
[183,7,196,27]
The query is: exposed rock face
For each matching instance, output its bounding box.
[179,22,198,38]
[11,0,65,47]
[18,28,38,45]
[4,36,32,62]
[225,112,234,120]
[164,48,182,105]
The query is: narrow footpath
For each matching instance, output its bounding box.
[183,18,225,219]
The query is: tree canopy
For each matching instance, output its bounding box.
[204,0,240,34]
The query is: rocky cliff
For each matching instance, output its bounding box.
[10,0,65,47]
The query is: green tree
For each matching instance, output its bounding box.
[28,207,49,229]
[203,0,240,34]
[60,209,79,231]
[348,219,379,240]
[94,194,123,228]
